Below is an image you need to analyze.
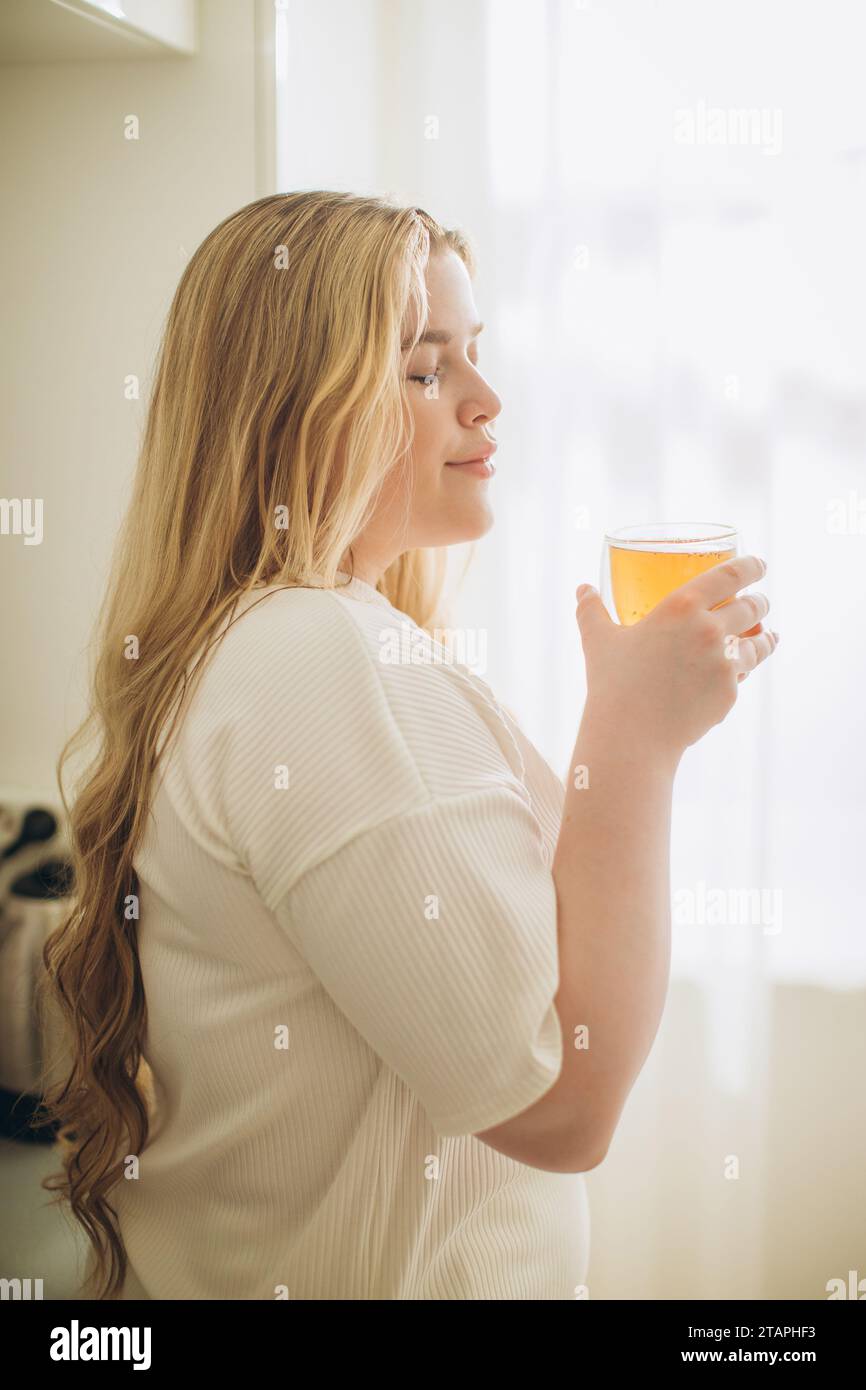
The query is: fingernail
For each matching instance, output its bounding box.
[772,630,780,644]
[758,557,767,574]
[576,584,594,601]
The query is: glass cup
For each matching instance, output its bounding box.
[601,522,742,626]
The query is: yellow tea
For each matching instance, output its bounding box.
[610,546,736,625]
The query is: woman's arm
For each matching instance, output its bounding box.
[475,705,676,1172]
[475,556,776,1171]
[546,702,679,1162]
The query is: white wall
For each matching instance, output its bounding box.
[0,0,262,798]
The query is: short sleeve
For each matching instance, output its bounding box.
[157,589,431,906]
[275,784,565,1138]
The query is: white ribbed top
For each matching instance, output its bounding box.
[111,571,590,1299]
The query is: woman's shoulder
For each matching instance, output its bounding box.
[171,582,529,811]
[154,584,544,907]
[183,584,417,764]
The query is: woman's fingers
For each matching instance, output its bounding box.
[681,554,766,610]
[712,590,770,634]
[734,629,779,682]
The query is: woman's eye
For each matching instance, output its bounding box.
[408,371,441,385]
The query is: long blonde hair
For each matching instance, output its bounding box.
[34,191,477,1300]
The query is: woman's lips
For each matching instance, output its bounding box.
[445,458,496,478]
[445,445,497,479]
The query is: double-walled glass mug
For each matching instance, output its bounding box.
[600,522,746,626]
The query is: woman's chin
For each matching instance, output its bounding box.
[451,505,495,544]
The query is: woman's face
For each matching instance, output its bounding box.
[344,249,502,582]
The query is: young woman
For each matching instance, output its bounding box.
[38,191,777,1301]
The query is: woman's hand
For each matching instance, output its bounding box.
[574,554,779,765]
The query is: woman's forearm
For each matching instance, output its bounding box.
[548,697,680,1160]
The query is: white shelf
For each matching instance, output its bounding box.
[0,0,198,63]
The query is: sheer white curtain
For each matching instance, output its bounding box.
[278,0,866,1297]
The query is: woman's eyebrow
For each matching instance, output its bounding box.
[402,321,485,349]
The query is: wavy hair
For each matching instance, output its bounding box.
[33,190,477,1299]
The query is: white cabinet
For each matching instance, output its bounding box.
[0,0,198,62]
